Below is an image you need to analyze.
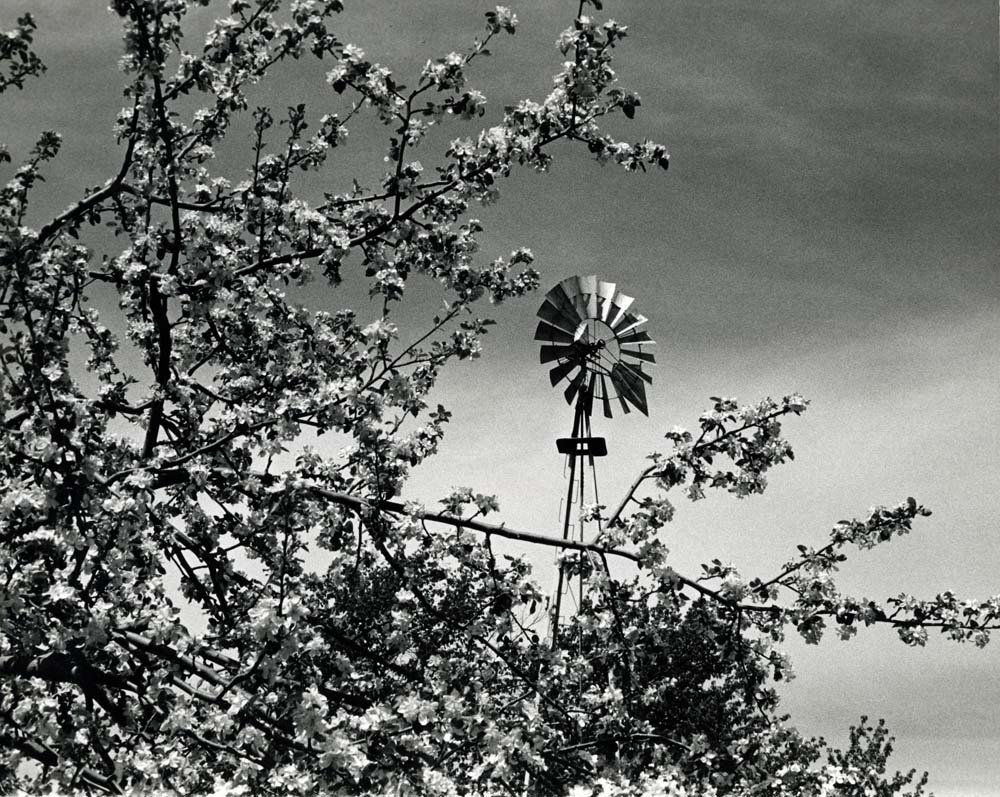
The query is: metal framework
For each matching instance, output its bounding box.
[535,275,655,639]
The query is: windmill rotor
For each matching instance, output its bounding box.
[535,275,656,417]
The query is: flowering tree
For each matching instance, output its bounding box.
[1,1,997,794]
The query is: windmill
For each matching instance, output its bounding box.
[535,275,655,638]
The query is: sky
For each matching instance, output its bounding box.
[2,0,998,793]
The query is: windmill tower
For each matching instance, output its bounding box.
[534,275,655,639]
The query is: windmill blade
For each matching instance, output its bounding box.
[618,314,649,336]
[543,290,583,325]
[576,275,597,296]
[540,344,578,364]
[610,363,642,406]
[621,360,653,384]
[621,347,656,364]
[549,358,578,387]
[546,281,586,323]
[563,367,587,406]
[613,312,648,336]
[608,292,635,328]
[611,362,649,415]
[597,281,617,322]
[621,363,652,415]
[577,275,599,319]
[599,374,613,419]
[557,276,580,296]
[534,320,576,344]
[544,280,573,304]
[617,329,654,346]
[537,300,580,336]
[630,386,649,415]
[545,280,583,321]
[559,276,590,323]
[612,361,645,396]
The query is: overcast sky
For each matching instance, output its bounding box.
[3,1,998,793]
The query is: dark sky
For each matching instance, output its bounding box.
[3,1,998,792]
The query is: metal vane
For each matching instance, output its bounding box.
[535,275,656,418]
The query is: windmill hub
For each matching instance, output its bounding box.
[574,319,622,375]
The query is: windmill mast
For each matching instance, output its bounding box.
[535,275,655,642]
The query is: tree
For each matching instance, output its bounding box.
[0,1,996,794]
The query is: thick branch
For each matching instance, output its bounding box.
[141,278,172,458]
[308,487,642,565]
[26,96,140,254]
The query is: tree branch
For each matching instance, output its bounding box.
[308,486,643,564]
